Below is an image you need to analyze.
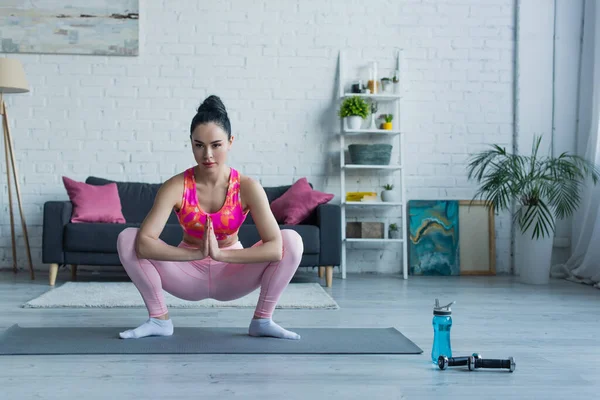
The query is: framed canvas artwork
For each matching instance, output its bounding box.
[458,200,495,275]
[0,1,139,56]
[408,200,460,276]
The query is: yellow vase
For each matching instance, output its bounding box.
[382,122,392,130]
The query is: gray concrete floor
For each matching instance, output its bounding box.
[1,268,599,399]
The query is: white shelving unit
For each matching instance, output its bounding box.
[338,50,408,280]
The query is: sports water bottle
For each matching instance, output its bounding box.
[431,299,455,364]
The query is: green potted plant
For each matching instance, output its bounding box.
[338,96,369,130]
[381,183,399,202]
[466,136,600,284]
[380,114,393,130]
[389,223,400,239]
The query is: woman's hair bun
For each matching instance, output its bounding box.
[197,95,227,116]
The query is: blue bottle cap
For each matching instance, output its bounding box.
[433,298,455,316]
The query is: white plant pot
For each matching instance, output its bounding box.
[346,116,363,130]
[389,230,400,239]
[381,190,400,202]
[515,218,555,285]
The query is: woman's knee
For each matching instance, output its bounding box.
[117,227,140,259]
[281,229,304,260]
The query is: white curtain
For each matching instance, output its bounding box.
[551,0,600,288]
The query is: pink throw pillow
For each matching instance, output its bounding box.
[62,176,126,223]
[270,178,334,225]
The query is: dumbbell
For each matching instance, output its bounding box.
[468,356,516,372]
[437,353,482,370]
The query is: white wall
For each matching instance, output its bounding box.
[1,0,526,275]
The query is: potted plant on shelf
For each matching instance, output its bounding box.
[466,136,600,284]
[381,183,399,202]
[380,114,393,130]
[389,223,400,239]
[338,96,369,130]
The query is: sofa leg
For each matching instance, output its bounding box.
[326,266,333,288]
[71,264,78,281]
[318,266,325,278]
[49,263,59,286]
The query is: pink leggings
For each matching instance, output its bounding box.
[116,228,303,319]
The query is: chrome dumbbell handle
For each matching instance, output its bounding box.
[469,356,515,372]
[438,354,481,370]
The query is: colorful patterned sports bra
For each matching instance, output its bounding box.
[175,167,248,240]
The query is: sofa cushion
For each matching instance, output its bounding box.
[62,176,126,224]
[237,224,319,254]
[64,223,183,253]
[86,176,179,224]
[270,178,334,225]
[263,183,312,203]
[242,183,317,226]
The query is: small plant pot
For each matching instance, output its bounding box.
[382,122,393,130]
[346,116,363,130]
[389,230,400,239]
[381,190,400,202]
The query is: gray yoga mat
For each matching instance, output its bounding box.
[0,324,422,355]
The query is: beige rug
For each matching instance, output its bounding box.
[22,282,339,310]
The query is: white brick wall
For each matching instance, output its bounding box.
[1,0,515,275]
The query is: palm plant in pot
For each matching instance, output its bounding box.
[338,96,369,130]
[466,136,600,284]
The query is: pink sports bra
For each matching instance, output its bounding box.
[175,167,248,240]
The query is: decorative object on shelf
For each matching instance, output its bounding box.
[466,135,600,284]
[351,81,364,93]
[381,77,392,93]
[0,57,34,279]
[458,200,495,275]
[389,223,400,239]
[346,191,377,202]
[368,61,379,94]
[348,144,392,165]
[339,95,369,130]
[381,184,399,202]
[380,114,393,130]
[361,193,378,202]
[393,70,400,93]
[346,222,384,239]
[408,200,460,276]
[0,2,139,56]
[369,100,378,129]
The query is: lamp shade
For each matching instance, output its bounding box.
[0,58,29,94]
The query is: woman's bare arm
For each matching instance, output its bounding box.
[215,177,283,264]
[135,176,207,261]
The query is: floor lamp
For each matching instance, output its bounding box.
[0,58,34,280]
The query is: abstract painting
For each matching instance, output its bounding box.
[408,200,460,276]
[0,1,138,56]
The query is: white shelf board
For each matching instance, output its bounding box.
[343,201,403,207]
[341,93,401,101]
[345,238,404,243]
[342,129,401,135]
[342,164,402,170]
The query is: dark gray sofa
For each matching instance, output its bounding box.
[42,176,341,287]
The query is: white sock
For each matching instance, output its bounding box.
[119,318,174,339]
[248,318,300,340]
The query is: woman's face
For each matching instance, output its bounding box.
[190,122,233,172]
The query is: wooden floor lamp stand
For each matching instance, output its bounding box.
[1,97,34,280]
